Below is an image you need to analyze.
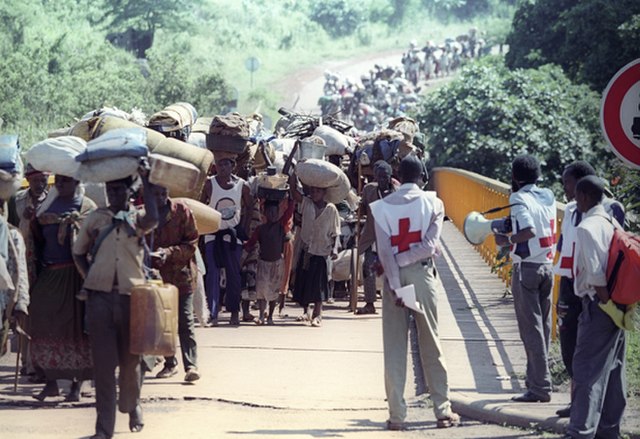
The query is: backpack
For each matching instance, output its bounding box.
[607,228,640,305]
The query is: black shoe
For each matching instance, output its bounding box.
[355,303,376,315]
[511,391,550,403]
[33,381,60,401]
[556,405,571,418]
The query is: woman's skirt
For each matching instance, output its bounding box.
[29,264,93,381]
[292,249,329,306]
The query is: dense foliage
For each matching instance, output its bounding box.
[505,0,640,92]
[309,0,365,38]
[421,0,515,21]
[0,2,230,146]
[417,57,605,189]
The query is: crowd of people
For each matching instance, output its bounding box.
[319,29,489,131]
[0,95,634,439]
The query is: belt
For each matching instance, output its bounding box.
[420,258,433,267]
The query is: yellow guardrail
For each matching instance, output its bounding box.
[432,167,565,339]
[20,174,55,189]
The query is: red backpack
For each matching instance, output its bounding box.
[607,228,640,305]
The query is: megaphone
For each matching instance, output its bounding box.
[463,211,512,245]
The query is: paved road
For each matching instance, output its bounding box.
[0,223,560,439]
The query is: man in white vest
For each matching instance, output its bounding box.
[494,154,556,403]
[554,160,625,418]
[370,155,459,430]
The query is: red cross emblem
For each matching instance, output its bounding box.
[390,218,422,253]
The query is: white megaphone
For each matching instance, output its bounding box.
[463,210,513,245]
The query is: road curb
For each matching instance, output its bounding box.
[450,391,568,434]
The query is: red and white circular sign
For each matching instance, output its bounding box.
[600,58,640,169]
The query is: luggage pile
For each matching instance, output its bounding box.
[0,135,24,200]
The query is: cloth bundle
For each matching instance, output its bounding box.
[75,128,149,183]
[75,128,149,162]
[26,136,86,178]
[331,249,363,282]
[295,158,351,204]
[298,136,327,160]
[91,116,166,150]
[0,149,23,201]
[173,197,221,235]
[312,125,353,156]
[0,135,21,174]
[0,135,22,200]
[207,113,250,153]
[148,102,198,133]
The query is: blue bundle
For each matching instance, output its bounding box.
[76,128,149,162]
[0,135,20,174]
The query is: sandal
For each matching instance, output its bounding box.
[436,412,460,428]
[295,313,309,322]
[129,404,144,433]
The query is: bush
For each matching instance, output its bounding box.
[415,57,607,189]
[309,0,365,38]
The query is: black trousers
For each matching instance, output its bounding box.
[87,291,141,438]
[556,276,582,377]
[164,293,197,372]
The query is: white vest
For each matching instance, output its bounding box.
[370,195,435,256]
[204,176,244,244]
[554,198,625,278]
[510,186,557,263]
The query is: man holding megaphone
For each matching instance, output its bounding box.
[493,155,557,404]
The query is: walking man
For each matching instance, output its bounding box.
[148,185,201,382]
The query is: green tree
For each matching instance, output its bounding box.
[505,0,640,92]
[98,0,198,57]
[309,0,365,38]
[415,57,607,189]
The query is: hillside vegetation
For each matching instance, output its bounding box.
[0,0,513,146]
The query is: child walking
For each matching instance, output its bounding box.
[244,199,294,325]
[289,173,340,327]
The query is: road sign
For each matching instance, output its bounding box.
[600,58,640,169]
[245,56,260,89]
[245,56,260,72]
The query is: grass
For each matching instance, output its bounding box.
[548,307,640,399]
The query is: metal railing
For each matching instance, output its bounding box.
[432,167,565,338]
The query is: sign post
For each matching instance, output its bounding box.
[244,56,260,90]
[600,58,640,169]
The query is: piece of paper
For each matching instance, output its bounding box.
[395,284,426,317]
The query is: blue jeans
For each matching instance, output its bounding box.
[205,240,242,318]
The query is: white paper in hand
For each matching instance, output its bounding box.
[395,284,426,318]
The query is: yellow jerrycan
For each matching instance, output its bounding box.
[129,280,178,356]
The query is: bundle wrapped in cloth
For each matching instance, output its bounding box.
[148,102,198,134]
[312,125,354,156]
[75,128,149,183]
[0,135,23,200]
[26,136,86,177]
[207,113,250,154]
[298,136,326,160]
[173,197,221,235]
[295,158,352,204]
[70,116,166,151]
